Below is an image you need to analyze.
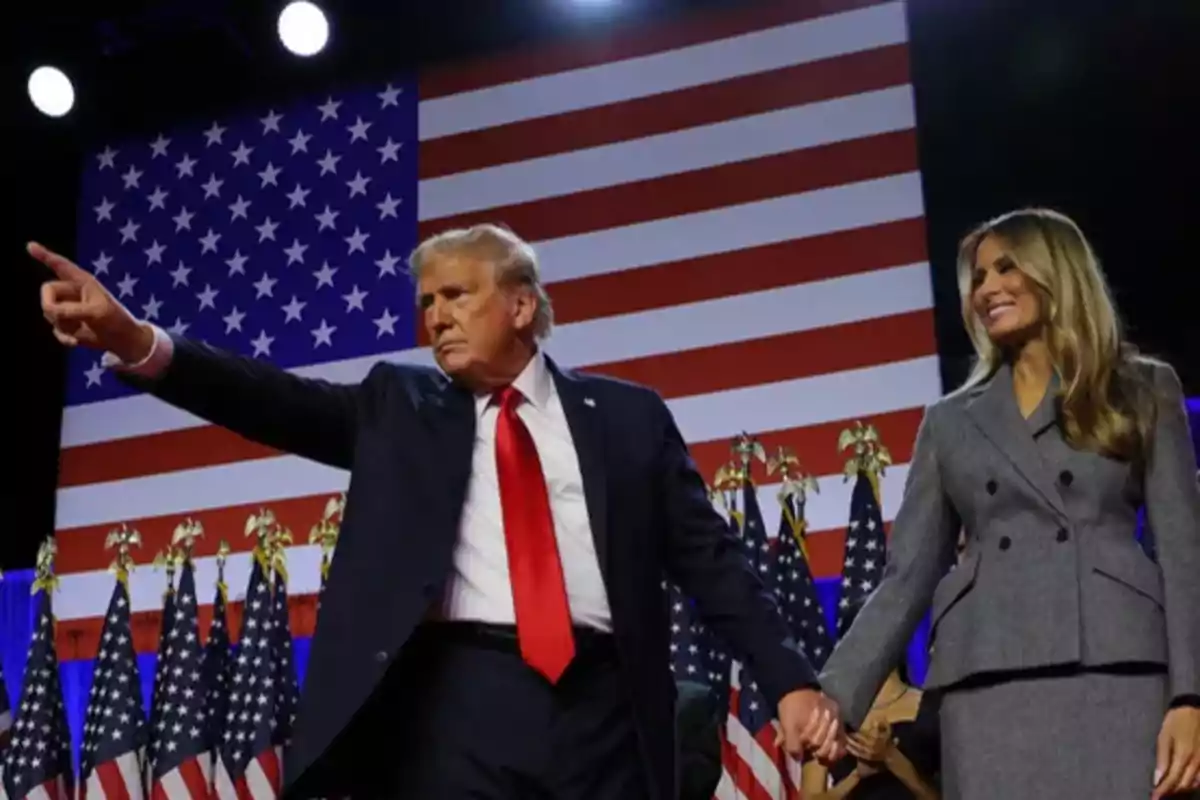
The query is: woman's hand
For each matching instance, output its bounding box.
[1153,706,1200,799]
[847,719,894,778]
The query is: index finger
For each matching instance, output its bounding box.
[28,242,89,281]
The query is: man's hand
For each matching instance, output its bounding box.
[29,241,153,362]
[1153,706,1200,799]
[775,688,846,763]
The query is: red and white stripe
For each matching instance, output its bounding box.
[4,777,70,800]
[150,754,212,800]
[82,751,144,800]
[713,663,803,800]
[213,750,280,800]
[52,0,936,674]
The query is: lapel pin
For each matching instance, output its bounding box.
[583,397,596,407]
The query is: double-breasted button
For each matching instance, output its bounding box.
[1056,527,1070,543]
[998,536,1012,551]
[986,479,998,495]
[1059,470,1074,487]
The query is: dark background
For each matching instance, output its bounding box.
[3,0,1197,569]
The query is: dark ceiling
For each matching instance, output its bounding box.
[2,0,1198,568]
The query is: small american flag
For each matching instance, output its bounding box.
[269,572,298,756]
[147,573,177,782]
[150,562,213,798]
[715,483,799,800]
[666,582,710,684]
[836,471,888,637]
[79,579,147,799]
[3,591,73,800]
[201,579,232,786]
[772,494,833,669]
[214,558,280,800]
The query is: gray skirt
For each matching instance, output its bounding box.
[938,667,1178,800]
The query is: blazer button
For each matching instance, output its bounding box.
[998,536,1012,551]
[375,650,389,663]
[986,479,998,495]
[1056,527,1070,543]
[1059,470,1073,487]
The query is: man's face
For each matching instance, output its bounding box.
[418,251,528,382]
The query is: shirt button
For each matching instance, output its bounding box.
[1056,528,1070,543]
[986,479,998,495]
[998,536,1012,551]
[1059,470,1074,487]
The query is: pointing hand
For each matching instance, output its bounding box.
[30,242,154,362]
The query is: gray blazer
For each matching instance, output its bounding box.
[820,359,1200,728]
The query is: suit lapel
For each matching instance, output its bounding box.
[419,374,478,519]
[548,360,611,578]
[1025,373,1061,438]
[964,364,1067,519]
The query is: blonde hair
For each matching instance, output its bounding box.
[956,207,1154,462]
[408,223,554,339]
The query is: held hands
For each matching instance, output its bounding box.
[1152,706,1200,799]
[847,718,894,778]
[775,688,847,763]
[29,242,153,362]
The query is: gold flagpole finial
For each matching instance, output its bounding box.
[171,518,204,562]
[712,460,748,528]
[838,420,892,503]
[152,548,176,574]
[105,523,142,585]
[245,507,279,572]
[767,446,820,554]
[215,539,231,598]
[730,432,766,482]
[32,536,59,594]
[268,525,294,583]
[309,494,344,581]
[767,445,820,499]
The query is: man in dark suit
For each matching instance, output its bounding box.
[30,226,844,800]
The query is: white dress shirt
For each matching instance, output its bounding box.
[444,352,612,631]
[110,329,613,631]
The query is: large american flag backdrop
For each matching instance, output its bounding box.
[45,0,939,772]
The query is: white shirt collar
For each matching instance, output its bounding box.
[473,350,555,418]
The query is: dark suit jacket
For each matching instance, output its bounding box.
[821,359,1200,728]
[674,681,722,800]
[127,336,816,800]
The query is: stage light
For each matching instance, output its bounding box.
[278,1,329,56]
[27,66,75,118]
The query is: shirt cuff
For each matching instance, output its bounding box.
[100,324,174,378]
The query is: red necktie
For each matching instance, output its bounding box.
[493,386,576,683]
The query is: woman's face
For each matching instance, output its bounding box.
[970,233,1044,347]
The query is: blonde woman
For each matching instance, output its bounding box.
[818,208,1200,799]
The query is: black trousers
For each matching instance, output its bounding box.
[367,622,651,800]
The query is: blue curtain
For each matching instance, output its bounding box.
[1,569,35,715]
[813,577,931,686]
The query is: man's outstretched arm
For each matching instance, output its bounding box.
[32,241,362,469]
